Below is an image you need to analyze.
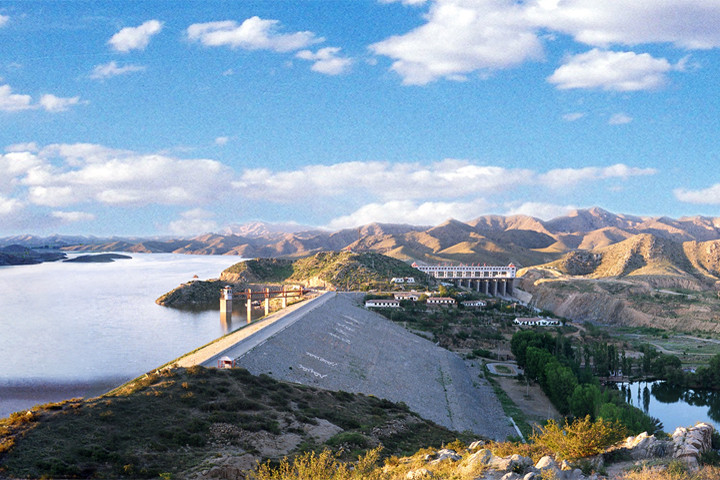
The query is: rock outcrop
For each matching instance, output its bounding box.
[400,424,715,480]
[614,423,715,468]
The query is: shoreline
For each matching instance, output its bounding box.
[1,292,327,418]
[107,291,329,394]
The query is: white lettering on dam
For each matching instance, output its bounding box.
[297,364,327,378]
[305,352,338,367]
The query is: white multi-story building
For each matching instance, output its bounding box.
[412,262,516,296]
[365,298,401,308]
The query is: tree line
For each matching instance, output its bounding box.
[510,330,662,434]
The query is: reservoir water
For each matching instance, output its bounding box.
[0,253,243,418]
[621,381,720,432]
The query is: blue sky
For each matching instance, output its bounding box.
[1,0,719,236]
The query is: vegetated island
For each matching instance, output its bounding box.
[0,245,66,266]
[155,251,431,309]
[63,253,132,263]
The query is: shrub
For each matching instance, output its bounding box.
[532,415,627,460]
[250,447,386,480]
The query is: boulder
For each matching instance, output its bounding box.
[489,454,533,474]
[429,448,461,464]
[535,456,559,471]
[500,473,520,480]
[459,448,494,477]
[671,422,714,467]
[469,440,486,450]
[406,467,433,479]
[621,432,668,460]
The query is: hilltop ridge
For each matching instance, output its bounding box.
[9,208,720,269]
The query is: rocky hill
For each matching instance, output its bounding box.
[517,232,720,332]
[219,251,431,290]
[11,208,720,269]
[157,252,431,308]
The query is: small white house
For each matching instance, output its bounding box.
[217,356,235,369]
[513,317,561,327]
[365,298,401,308]
[394,292,421,301]
[391,277,416,284]
[427,296,456,305]
[461,300,487,308]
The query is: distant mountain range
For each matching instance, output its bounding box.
[5,207,720,275]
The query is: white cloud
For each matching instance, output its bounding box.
[548,49,677,91]
[674,184,720,205]
[371,0,720,86]
[505,202,576,220]
[0,15,8,28]
[0,84,33,112]
[528,0,720,49]
[609,113,633,125]
[0,194,22,216]
[39,94,81,113]
[109,20,163,53]
[90,61,146,79]
[168,208,218,235]
[11,143,231,208]
[186,17,321,52]
[380,0,428,5]
[562,112,585,121]
[296,47,353,75]
[50,211,96,223]
[215,136,230,146]
[6,142,39,153]
[233,160,534,202]
[326,198,492,230]
[0,151,42,194]
[0,85,82,113]
[234,159,656,205]
[370,0,544,85]
[539,163,655,188]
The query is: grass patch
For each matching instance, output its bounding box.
[0,367,473,478]
[485,375,533,441]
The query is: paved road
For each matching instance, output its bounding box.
[235,292,515,440]
[196,292,334,368]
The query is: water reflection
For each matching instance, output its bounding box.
[0,253,243,417]
[620,381,720,431]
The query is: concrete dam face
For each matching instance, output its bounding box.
[235,293,515,440]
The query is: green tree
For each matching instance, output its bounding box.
[569,384,602,418]
[533,416,627,460]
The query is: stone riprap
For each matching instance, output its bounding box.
[235,292,515,440]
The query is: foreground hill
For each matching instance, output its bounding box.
[0,367,467,479]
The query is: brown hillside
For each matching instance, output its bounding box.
[577,227,633,250]
[593,233,695,278]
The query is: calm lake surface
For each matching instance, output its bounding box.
[621,381,720,432]
[0,253,244,417]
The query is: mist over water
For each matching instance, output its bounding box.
[0,253,241,417]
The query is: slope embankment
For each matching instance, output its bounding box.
[234,293,515,440]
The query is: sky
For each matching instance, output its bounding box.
[1,0,719,237]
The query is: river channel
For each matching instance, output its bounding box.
[0,253,245,418]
